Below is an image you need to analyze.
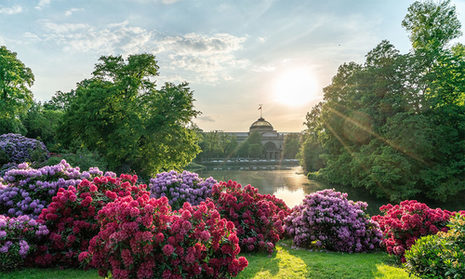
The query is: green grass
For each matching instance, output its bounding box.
[1,243,413,279]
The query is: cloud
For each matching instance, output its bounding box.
[197,115,215,122]
[35,0,51,10]
[0,5,23,15]
[65,8,84,16]
[161,0,180,4]
[35,20,248,83]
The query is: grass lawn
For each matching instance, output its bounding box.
[0,242,412,279]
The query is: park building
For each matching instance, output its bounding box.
[228,116,295,160]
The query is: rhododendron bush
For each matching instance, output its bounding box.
[36,173,145,267]
[210,180,289,253]
[149,170,217,210]
[0,160,104,218]
[0,133,49,166]
[372,200,453,260]
[83,195,247,279]
[0,215,49,271]
[284,189,382,253]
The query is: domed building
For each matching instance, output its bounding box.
[229,116,285,160]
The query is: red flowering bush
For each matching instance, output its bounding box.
[372,200,454,261]
[83,194,247,279]
[210,180,290,253]
[36,174,147,267]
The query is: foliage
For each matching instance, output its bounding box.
[35,174,141,267]
[236,132,264,158]
[284,189,382,253]
[196,131,238,161]
[404,213,465,278]
[149,170,216,210]
[0,133,48,166]
[58,54,200,177]
[0,215,49,271]
[300,0,465,203]
[0,46,34,134]
[0,160,102,218]
[372,200,453,261]
[210,180,289,253]
[282,134,301,159]
[40,150,108,174]
[21,102,64,152]
[83,196,248,279]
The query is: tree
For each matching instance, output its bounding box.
[0,46,34,134]
[59,54,200,177]
[282,134,301,159]
[300,0,465,202]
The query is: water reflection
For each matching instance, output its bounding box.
[199,166,387,215]
[198,166,464,215]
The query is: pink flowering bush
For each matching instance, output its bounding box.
[0,215,49,271]
[210,180,290,253]
[284,189,382,253]
[83,194,248,279]
[372,200,454,261]
[35,174,146,267]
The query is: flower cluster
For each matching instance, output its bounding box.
[284,189,382,253]
[372,200,453,260]
[36,174,145,267]
[84,194,247,279]
[149,170,217,210]
[0,160,105,218]
[0,215,49,271]
[210,180,289,253]
[0,133,48,165]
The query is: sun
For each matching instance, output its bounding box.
[272,67,319,106]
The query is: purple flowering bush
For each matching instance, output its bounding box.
[0,160,108,218]
[0,215,49,271]
[0,134,49,166]
[149,170,217,210]
[284,189,382,253]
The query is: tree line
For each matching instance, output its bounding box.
[300,0,465,203]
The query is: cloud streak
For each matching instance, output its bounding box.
[35,20,248,83]
[0,5,23,15]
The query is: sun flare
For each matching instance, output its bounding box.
[273,67,319,106]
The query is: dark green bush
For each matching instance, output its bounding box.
[405,214,465,278]
[37,149,107,172]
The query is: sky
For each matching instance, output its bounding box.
[2,0,465,132]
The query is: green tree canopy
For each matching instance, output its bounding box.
[0,46,34,134]
[59,54,200,176]
[301,0,465,202]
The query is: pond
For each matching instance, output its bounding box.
[198,166,391,215]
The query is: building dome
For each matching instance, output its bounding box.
[249,117,274,132]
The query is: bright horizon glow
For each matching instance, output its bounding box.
[272,67,319,107]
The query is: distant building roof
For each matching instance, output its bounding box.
[250,117,274,132]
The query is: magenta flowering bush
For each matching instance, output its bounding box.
[372,200,453,261]
[284,189,382,253]
[0,133,48,166]
[149,170,217,210]
[83,195,247,279]
[35,174,144,267]
[0,215,49,271]
[0,160,105,218]
[210,180,290,253]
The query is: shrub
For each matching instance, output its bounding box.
[284,189,382,253]
[0,215,49,271]
[35,174,144,267]
[149,170,217,210]
[0,160,104,218]
[405,213,465,278]
[210,180,289,253]
[0,133,48,165]
[372,200,453,261]
[40,148,108,174]
[83,195,247,279]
